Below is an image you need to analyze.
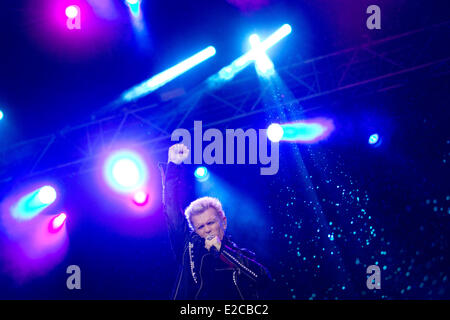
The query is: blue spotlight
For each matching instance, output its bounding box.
[0,110,3,120]
[49,212,67,233]
[194,166,209,182]
[259,24,292,51]
[104,150,148,193]
[210,24,291,85]
[125,0,141,17]
[368,133,382,147]
[249,34,275,77]
[279,118,334,144]
[65,5,79,19]
[122,46,216,101]
[12,186,58,221]
[368,133,379,145]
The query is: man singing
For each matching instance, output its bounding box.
[161,143,272,300]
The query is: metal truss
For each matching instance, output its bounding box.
[1,21,449,186]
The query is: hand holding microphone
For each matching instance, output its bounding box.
[205,234,221,253]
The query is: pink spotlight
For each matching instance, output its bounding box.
[66,5,81,30]
[65,5,79,18]
[133,191,149,206]
[49,213,67,233]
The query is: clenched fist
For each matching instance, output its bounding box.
[205,235,222,252]
[168,143,190,164]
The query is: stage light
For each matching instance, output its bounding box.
[133,191,149,206]
[125,0,141,17]
[210,24,291,85]
[259,24,292,52]
[194,167,209,182]
[267,123,284,142]
[112,159,140,188]
[11,185,58,221]
[280,118,334,143]
[65,5,81,30]
[195,167,207,179]
[123,46,216,101]
[249,34,275,77]
[37,186,57,205]
[104,150,148,193]
[368,133,380,145]
[0,110,4,120]
[65,5,79,19]
[49,213,67,233]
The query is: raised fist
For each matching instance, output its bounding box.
[168,143,189,164]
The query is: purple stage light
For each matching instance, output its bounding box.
[133,191,149,206]
[65,5,79,19]
[49,213,67,233]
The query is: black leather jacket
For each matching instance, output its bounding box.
[161,162,272,300]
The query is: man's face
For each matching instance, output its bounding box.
[191,207,227,240]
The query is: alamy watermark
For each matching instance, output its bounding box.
[66,265,81,290]
[366,265,381,290]
[171,121,279,175]
[366,5,381,30]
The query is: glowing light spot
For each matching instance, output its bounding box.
[249,34,275,77]
[104,150,148,193]
[123,46,216,101]
[369,133,379,145]
[281,118,334,143]
[37,186,57,205]
[133,191,149,206]
[65,5,79,19]
[195,167,207,178]
[267,123,284,142]
[112,159,140,188]
[194,166,209,182]
[209,24,291,85]
[49,213,67,233]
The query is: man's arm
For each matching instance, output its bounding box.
[161,144,192,261]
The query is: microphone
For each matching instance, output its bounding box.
[206,235,219,255]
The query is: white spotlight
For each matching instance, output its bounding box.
[267,123,284,142]
[38,186,57,205]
